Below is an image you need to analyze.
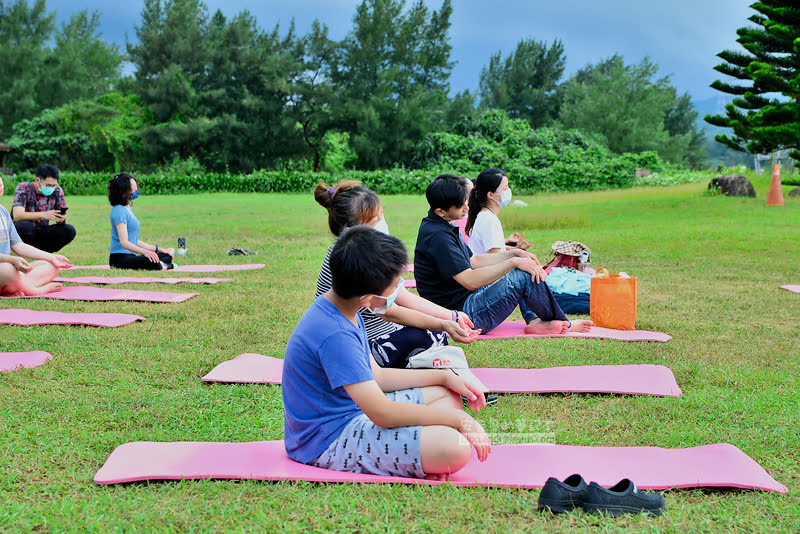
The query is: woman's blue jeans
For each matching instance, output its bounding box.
[462,268,567,334]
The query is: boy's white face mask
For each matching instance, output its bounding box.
[362,278,403,314]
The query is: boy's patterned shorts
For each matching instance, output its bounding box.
[311,388,426,478]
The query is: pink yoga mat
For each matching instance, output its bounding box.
[55,276,232,285]
[0,308,145,327]
[66,264,265,273]
[403,279,416,288]
[201,354,681,397]
[93,440,786,493]
[477,320,671,343]
[0,286,198,303]
[1,351,52,372]
[780,284,800,294]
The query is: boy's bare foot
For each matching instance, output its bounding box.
[524,319,567,335]
[568,320,593,333]
[424,473,447,481]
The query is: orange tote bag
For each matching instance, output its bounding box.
[590,268,637,330]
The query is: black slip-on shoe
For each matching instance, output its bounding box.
[537,474,589,513]
[461,394,498,406]
[583,479,666,517]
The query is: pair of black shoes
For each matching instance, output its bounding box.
[538,474,665,517]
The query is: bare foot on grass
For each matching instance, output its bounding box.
[26,282,63,296]
[568,320,593,333]
[524,319,567,335]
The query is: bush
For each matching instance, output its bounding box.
[2,163,707,198]
[411,109,681,193]
[0,168,440,197]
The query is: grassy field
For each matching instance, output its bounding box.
[1,174,798,532]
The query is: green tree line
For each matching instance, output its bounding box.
[2,0,709,177]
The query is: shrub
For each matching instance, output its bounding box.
[411,109,681,193]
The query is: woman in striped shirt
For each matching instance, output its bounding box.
[314,180,479,368]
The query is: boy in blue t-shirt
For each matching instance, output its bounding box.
[283,226,490,478]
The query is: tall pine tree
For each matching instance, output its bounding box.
[331,0,454,169]
[478,38,565,129]
[0,0,121,139]
[705,1,800,162]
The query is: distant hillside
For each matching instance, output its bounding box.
[693,95,735,134]
[692,95,752,169]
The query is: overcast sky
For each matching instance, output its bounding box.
[50,0,755,101]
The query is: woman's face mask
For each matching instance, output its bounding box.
[373,216,390,235]
[498,189,512,207]
[130,190,140,200]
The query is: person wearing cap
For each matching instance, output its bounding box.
[283,225,490,479]
[414,173,592,336]
[11,164,76,253]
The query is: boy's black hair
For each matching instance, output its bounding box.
[329,226,408,299]
[108,173,138,206]
[425,173,469,211]
[36,164,59,181]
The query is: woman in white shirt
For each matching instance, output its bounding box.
[465,168,591,316]
[465,168,524,255]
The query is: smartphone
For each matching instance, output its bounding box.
[58,207,69,215]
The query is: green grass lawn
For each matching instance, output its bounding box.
[1,175,799,532]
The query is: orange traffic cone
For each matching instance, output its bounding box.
[766,163,784,206]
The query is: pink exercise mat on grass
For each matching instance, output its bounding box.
[780,284,800,294]
[93,439,786,493]
[0,308,144,327]
[55,276,232,285]
[66,264,265,273]
[1,351,52,372]
[403,279,416,288]
[1,286,198,303]
[478,320,671,343]
[201,353,681,397]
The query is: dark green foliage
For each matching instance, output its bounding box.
[559,55,705,167]
[479,38,566,129]
[8,92,156,172]
[329,0,455,169]
[664,93,708,169]
[288,20,339,171]
[705,0,800,162]
[0,0,122,139]
[128,0,306,171]
[412,110,668,192]
[1,167,438,196]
